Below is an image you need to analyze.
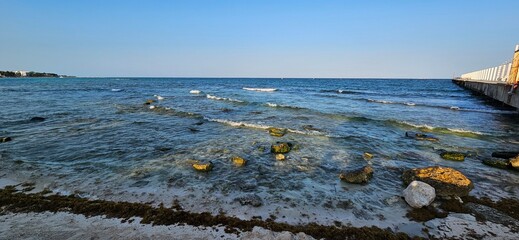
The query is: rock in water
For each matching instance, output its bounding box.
[231,156,246,167]
[509,156,519,170]
[482,158,510,169]
[403,181,436,208]
[271,142,291,153]
[402,166,473,197]
[275,154,286,161]
[192,162,213,172]
[29,117,45,122]
[491,151,519,159]
[439,151,466,161]
[268,127,287,137]
[405,132,439,141]
[1,137,12,143]
[235,194,263,207]
[339,165,373,184]
[363,152,374,160]
[144,99,156,105]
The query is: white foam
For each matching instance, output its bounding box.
[154,95,165,100]
[450,106,460,110]
[368,99,393,104]
[190,90,201,94]
[446,128,484,135]
[404,102,416,106]
[205,118,271,130]
[111,89,122,92]
[206,94,244,103]
[400,121,484,135]
[243,87,277,92]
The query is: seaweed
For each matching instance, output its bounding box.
[0,187,419,240]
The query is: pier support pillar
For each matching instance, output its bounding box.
[507,45,519,85]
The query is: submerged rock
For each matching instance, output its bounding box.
[491,151,519,159]
[1,137,12,143]
[235,194,263,207]
[402,166,473,197]
[275,154,286,161]
[439,151,466,161]
[302,125,322,132]
[482,158,510,169]
[29,117,45,122]
[231,156,247,167]
[405,132,439,141]
[268,127,287,137]
[144,99,156,105]
[363,152,374,160]
[339,165,373,184]
[403,181,436,208]
[192,162,213,172]
[271,142,292,154]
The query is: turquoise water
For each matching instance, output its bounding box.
[1,78,518,225]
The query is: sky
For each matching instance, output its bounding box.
[1,0,519,78]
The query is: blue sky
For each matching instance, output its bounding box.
[1,0,518,78]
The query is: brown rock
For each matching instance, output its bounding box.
[275,154,286,161]
[144,99,156,105]
[192,162,213,172]
[510,156,519,170]
[339,165,373,184]
[231,156,246,167]
[402,166,473,197]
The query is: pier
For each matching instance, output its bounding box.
[453,44,519,109]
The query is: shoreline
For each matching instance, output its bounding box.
[1,177,517,239]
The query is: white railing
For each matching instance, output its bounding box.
[460,62,512,82]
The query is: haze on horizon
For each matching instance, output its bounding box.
[1,0,518,79]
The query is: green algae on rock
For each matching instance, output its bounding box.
[439,152,466,161]
[482,158,511,169]
[268,127,288,137]
[405,132,439,141]
[271,142,292,154]
[339,165,373,184]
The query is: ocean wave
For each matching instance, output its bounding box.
[364,98,516,114]
[190,90,201,94]
[243,87,277,92]
[204,118,328,137]
[392,121,485,137]
[367,99,393,104]
[111,89,123,92]
[320,89,370,94]
[206,94,244,103]
[265,102,305,110]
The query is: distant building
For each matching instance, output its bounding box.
[15,71,28,77]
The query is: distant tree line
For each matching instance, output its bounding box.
[0,71,59,78]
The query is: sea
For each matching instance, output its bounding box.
[1,78,518,228]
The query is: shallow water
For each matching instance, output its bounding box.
[1,78,519,226]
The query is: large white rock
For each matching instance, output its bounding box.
[403,180,436,208]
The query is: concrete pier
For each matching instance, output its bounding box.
[454,44,519,109]
[452,79,519,108]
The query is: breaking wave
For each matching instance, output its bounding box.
[206,94,244,103]
[243,87,277,92]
